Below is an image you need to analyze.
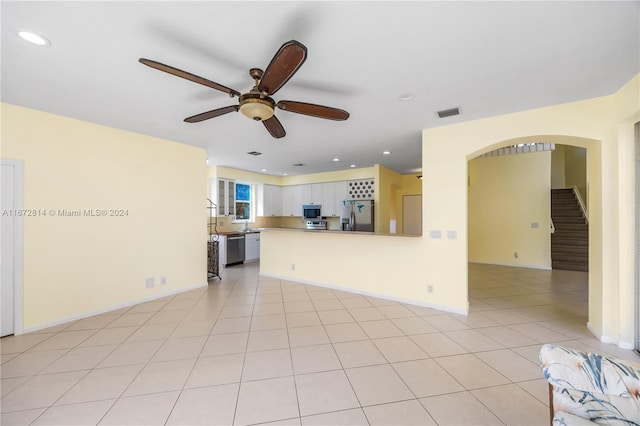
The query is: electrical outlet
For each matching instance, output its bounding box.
[145,277,154,288]
[291,264,295,271]
[514,252,519,259]
[160,276,167,285]
[220,220,224,226]
[427,285,433,293]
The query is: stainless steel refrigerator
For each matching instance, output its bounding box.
[340,200,374,232]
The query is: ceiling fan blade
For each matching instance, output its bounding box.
[262,116,286,138]
[277,100,349,121]
[139,58,241,97]
[184,105,239,123]
[258,40,307,96]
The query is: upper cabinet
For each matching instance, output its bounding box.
[322,181,348,216]
[218,179,236,217]
[301,183,323,205]
[256,180,351,217]
[282,185,303,216]
[262,184,282,217]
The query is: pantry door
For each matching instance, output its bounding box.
[403,195,422,236]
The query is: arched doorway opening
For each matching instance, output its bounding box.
[465,135,600,335]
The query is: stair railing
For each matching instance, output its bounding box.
[550,217,555,234]
[572,186,589,225]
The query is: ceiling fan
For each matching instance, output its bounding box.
[139,40,349,138]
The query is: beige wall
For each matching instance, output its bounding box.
[468,151,551,268]
[423,73,638,348]
[552,145,587,203]
[564,145,587,203]
[262,73,639,348]
[2,103,207,331]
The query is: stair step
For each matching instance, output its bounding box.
[554,218,588,224]
[552,252,588,260]
[555,224,588,231]
[552,260,589,272]
[552,198,579,204]
[551,188,588,272]
[552,238,588,247]
[552,211,582,217]
[552,245,588,255]
[552,205,581,211]
[553,230,588,237]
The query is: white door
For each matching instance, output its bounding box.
[635,122,640,350]
[403,195,422,236]
[1,160,23,337]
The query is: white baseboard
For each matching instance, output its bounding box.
[260,272,469,316]
[469,260,552,270]
[21,282,208,334]
[587,322,637,350]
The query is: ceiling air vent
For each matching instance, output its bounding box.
[247,151,262,156]
[436,107,460,119]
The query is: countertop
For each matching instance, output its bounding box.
[211,228,421,238]
[214,230,262,236]
[257,227,421,238]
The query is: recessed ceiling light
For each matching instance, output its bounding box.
[260,168,267,172]
[332,158,340,162]
[383,151,391,155]
[17,31,51,46]
[350,164,356,168]
[399,93,415,101]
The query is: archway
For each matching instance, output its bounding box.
[465,135,601,333]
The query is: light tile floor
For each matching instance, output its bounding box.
[2,262,639,425]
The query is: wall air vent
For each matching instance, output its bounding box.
[247,151,262,156]
[436,107,460,118]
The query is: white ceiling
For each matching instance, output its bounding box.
[2,1,638,176]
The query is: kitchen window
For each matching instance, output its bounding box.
[234,182,252,221]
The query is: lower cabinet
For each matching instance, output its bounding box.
[245,232,260,262]
[217,236,227,266]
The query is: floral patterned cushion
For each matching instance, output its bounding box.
[540,344,640,426]
[553,411,599,426]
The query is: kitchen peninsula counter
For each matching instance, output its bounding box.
[257,227,422,238]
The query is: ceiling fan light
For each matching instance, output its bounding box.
[239,98,274,121]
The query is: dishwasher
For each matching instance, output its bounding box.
[226,233,245,266]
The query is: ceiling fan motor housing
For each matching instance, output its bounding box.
[239,93,275,121]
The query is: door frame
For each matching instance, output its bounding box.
[635,123,640,351]
[1,159,24,336]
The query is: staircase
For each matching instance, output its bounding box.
[551,188,588,271]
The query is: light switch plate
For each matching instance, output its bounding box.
[429,230,442,239]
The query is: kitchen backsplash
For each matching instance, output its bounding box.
[209,215,342,233]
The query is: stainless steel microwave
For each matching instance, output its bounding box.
[302,204,322,219]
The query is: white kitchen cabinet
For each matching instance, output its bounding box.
[262,184,282,216]
[322,181,348,216]
[217,179,236,217]
[302,183,323,205]
[217,236,227,266]
[245,232,260,262]
[282,185,303,216]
